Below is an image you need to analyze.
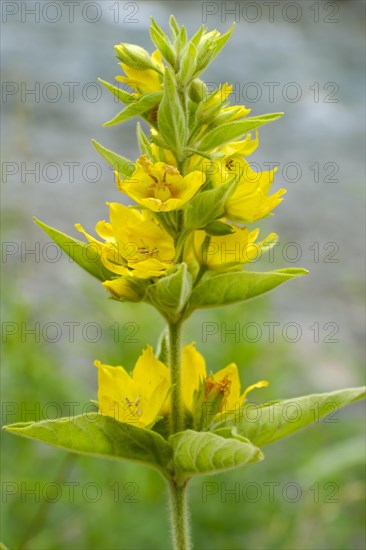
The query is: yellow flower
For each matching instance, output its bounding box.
[76,202,175,279]
[181,343,268,415]
[192,226,278,270]
[96,346,169,427]
[115,50,164,95]
[96,343,267,428]
[217,130,259,158]
[213,158,286,223]
[116,156,206,212]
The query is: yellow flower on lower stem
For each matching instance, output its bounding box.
[96,346,169,428]
[213,157,286,223]
[116,156,206,212]
[180,344,268,415]
[96,343,267,428]
[192,225,278,271]
[76,202,175,279]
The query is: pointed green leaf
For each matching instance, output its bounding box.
[145,263,192,323]
[185,178,237,231]
[198,113,284,152]
[150,18,176,68]
[169,430,263,481]
[157,69,187,158]
[104,92,163,127]
[174,25,187,53]
[212,23,236,56]
[190,25,205,48]
[195,24,235,75]
[169,15,180,41]
[98,78,137,104]
[156,327,169,364]
[3,414,172,473]
[185,268,308,315]
[217,387,366,447]
[204,220,234,236]
[92,139,135,177]
[34,218,115,282]
[179,42,197,85]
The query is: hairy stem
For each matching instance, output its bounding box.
[168,480,191,550]
[169,321,184,434]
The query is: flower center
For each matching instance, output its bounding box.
[137,240,160,260]
[140,157,180,203]
[148,174,172,202]
[125,396,142,418]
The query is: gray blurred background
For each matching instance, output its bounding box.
[2,1,365,549]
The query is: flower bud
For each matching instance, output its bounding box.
[188,79,207,103]
[114,43,156,70]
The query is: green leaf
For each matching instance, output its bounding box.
[34,218,115,282]
[179,42,197,85]
[169,15,180,41]
[217,387,366,447]
[150,18,176,68]
[190,25,205,48]
[211,23,236,58]
[92,139,135,177]
[145,263,192,323]
[169,430,263,481]
[198,113,284,151]
[156,327,169,365]
[157,69,187,158]
[3,414,172,473]
[194,24,235,76]
[185,179,237,231]
[203,220,234,236]
[185,268,308,315]
[174,25,187,53]
[98,78,137,104]
[104,92,163,127]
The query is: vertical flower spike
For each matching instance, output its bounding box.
[18,20,318,550]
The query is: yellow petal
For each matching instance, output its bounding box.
[241,380,269,403]
[95,360,136,424]
[181,343,207,411]
[133,346,169,396]
[214,363,241,411]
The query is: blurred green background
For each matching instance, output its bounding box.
[1,1,365,549]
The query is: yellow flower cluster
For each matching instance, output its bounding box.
[77,148,284,298]
[96,344,267,428]
[76,32,287,306]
